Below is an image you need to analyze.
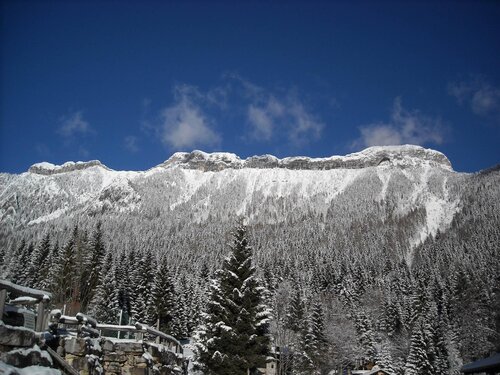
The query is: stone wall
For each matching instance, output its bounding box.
[58,336,185,375]
[0,321,186,375]
[0,322,60,374]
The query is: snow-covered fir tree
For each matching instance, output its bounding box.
[193,222,271,375]
[90,252,120,324]
[147,255,176,332]
[131,248,154,323]
[405,318,434,375]
[79,221,106,312]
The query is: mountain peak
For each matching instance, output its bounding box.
[159,145,452,172]
[29,160,110,175]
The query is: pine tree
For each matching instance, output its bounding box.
[183,279,201,335]
[30,233,51,289]
[18,242,35,286]
[297,301,327,374]
[45,241,61,297]
[354,310,376,364]
[80,221,106,312]
[55,235,78,305]
[115,252,132,324]
[194,223,271,375]
[0,245,5,269]
[405,319,433,375]
[8,239,26,284]
[91,252,120,324]
[375,340,397,375]
[171,291,188,338]
[286,289,306,333]
[131,248,154,323]
[147,256,176,332]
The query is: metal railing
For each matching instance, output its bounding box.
[51,310,183,354]
[0,279,52,332]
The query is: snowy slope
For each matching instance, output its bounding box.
[0,145,463,254]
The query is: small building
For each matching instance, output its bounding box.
[461,353,500,375]
[329,366,393,375]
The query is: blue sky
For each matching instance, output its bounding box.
[1,1,499,173]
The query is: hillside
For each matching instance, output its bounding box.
[0,145,498,374]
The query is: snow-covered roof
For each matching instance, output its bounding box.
[0,279,52,300]
[462,352,500,373]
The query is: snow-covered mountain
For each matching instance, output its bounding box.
[0,145,465,255]
[2,145,499,372]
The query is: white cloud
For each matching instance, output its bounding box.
[248,106,274,140]
[150,76,325,150]
[353,98,445,148]
[124,136,139,153]
[247,96,284,141]
[287,100,323,146]
[161,91,220,149]
[448,78,500,118]
[35,143,51,157]
[242,81,324,146]
[79,146,89,158]
[58,111,92,138]
[471,86,500,116]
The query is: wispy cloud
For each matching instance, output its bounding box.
[124,136,139,153]
[287,99,323,146]
[160,86,221,149]
[353,98,445,149]
[58,111,92,138]
[79,146,89,158]
[448,78,500,119]
[247,96,284,141]
[35,143,52,158]
[149,75,325,151]
[236,76,324,146]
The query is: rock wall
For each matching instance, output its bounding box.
[0,322,185,375]
[0,322,60,374]
[59,336,184,375]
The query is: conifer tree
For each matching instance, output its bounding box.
[132,248,154,323]
[405,319,434,375]
[194,222,271,375]
[0,245,5,269]
[35,233,52,289]
[80,221,106,312]
[46,241,61,298]
[91,252,120,324]
[286,289,306,333]
[147,256,176,332]
[56,235,78,305]
[115,252,132,323]
[8,240,26,284]
[171,291,188,338]
[375,340,397,375]
[18,242,35,286]
[296,301,327,374]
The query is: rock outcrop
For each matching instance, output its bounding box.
[158,145,452,172]
[29,161,109,175]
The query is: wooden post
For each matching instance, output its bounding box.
[156,318,160,344]
[0,289,7,319]
[36,300,46,332]
[118,310,123,339]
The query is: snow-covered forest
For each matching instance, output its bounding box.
[0,147,499,374]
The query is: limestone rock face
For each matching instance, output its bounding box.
[29,160,109,175]
[0,345,52,368]
[159,145,453,171]
[63,337,87,355]
[0,323,35,347]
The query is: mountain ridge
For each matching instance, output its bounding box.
[25,145,452,175]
